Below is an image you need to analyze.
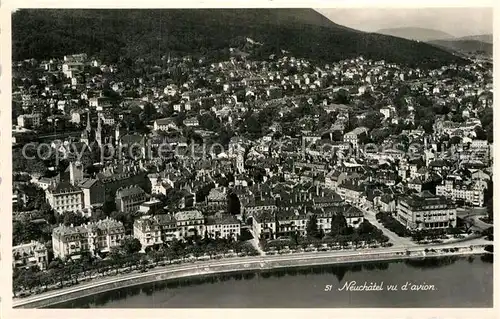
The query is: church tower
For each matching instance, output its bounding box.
[80,130,89,147]
[96,115,102,148]
[236,153,245,174]
[69,161,83,185]
[115,123,121,147]
[336,150,344,166]
[86,111,91,133]
[81,111,91,146]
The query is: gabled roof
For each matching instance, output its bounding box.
[116,185,145,197]
[120,133,145,145]
[206,214,240,225]
[343,206,364,218]
[78,178,99,189]
[174,210,204,221]
[429,159,450,167]
[155,117,177,125]
[48,181,81,194]
[253,210,275,223]
[417,167,429,174]
[409,177,423,185]
[380,194,394,204]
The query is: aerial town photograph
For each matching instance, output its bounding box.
[10,7,493,309]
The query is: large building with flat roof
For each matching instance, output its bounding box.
[46,181,84,214]
[115,185,147,213]
[396,191,457,230]
[343,126,368,149]
[205,214,241,240]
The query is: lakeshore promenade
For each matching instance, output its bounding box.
[12,239,491,309]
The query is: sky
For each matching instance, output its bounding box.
[315,8,493,37]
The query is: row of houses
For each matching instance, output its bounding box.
[44,180,150,216]
[249,204,365,240]
[13,208,242,270]
[133,211,241,251]
[13,188,459,271]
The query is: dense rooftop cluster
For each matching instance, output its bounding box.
[12,30,493,297]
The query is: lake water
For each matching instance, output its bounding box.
[51,254,493,308]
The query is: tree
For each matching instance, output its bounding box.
[90,208,107,222]
[451,113,464,123]
[174,112,186,127]
[333,89,350,104]
[244,114,263,138]
[357,220,376,235]
[449,136,462,146]
[227,192,241,215]
[480,108,493,143]
[14,266,41,293]
[140,102,158,123]
[192,244,204,258]
[13,220,48,246]
[121,237,142,255]
[102,201,116,215]
[48,257,66,288]
[38,270,55,291]
[416,95,433,108]
[61,211,87,226]
[184,127,203,144]
[150,250,164,266]
[486,198,493,223]
[12,146,48,175]
[371,128,391,144]
[13,269,25,295]
[108,247,124,274]
[199,111,221,132]
[66,259,83,284]
[331,214,348,236]
[162,188,186,209]
[483,179,493,221]
[434,103,450,115]
[306,215,320,239]
[351,232,361,248]
[474,126,487,140]
[290,231,299,245]
[360,91,376,107]
[421,120,434,134]
[331,130,343,142]
[317,111,336,130]
[361,111,384,130]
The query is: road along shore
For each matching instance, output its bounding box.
[13,243,490,309]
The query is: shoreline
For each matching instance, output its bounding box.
[13,243,490,309]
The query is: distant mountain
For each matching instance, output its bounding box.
[376,27,454,42]
[454,34,493,44]
[428,39,492,56]
[12,9,466,68]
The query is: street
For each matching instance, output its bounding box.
[246,229,265,256]
[357,206,417,247]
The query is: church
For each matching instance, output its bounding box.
[80,111,150,161]
[80,111,104,148]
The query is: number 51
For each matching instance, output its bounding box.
[324,285,333,291]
